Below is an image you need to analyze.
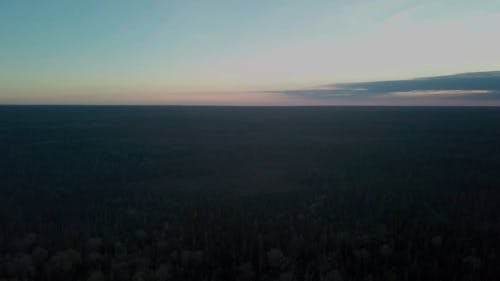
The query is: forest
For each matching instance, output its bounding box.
[1,106,499,281]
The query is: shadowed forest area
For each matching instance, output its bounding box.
[1,106,500,281]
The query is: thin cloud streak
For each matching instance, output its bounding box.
[388,90,492,98]
[269,71,500,105]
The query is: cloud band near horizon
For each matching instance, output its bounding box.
[269,71,500,104]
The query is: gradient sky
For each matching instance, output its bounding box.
[1,0,499,105]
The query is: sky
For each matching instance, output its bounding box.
[1,0,499,105]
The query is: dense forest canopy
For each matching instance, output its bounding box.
[1,106,499,280]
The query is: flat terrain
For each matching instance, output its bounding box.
[1,106,500,280]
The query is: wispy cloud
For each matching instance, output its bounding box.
[388,90,492,98]
[269,71,500,104]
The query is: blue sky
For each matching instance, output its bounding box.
[1,0,499,105]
